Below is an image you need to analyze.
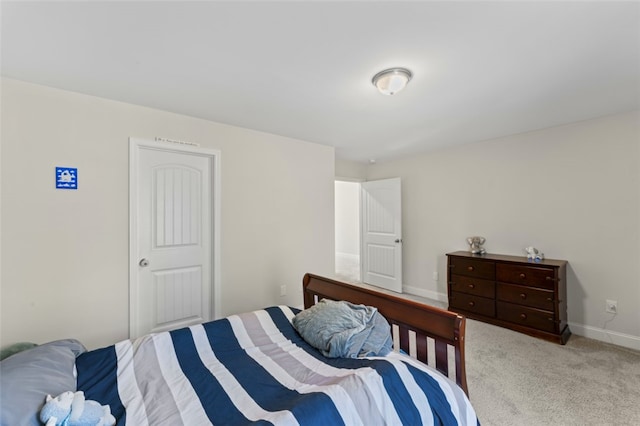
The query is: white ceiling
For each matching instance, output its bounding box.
[2,1,639,163]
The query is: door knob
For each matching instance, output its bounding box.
[139,258,150,267]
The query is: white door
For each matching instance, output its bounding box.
[129,138,220,338]
[361,178,402,293]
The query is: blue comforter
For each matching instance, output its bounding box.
[76,306,478,425]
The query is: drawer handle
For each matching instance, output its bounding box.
[548,318,554,321]
[468,266,475,272]
[519,273,526,279]
[468,284,475,289]
[520,313,527,320]
[547,297,553,301]
[520,293,527,299]
[468,301,475,307]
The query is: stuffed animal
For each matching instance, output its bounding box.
[524,246,544,262]
[467,236,486,254]
[39,391,116,426]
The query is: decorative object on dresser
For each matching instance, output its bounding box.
[524,246,544,261]
[466,236,487,254]
[446,251,570,344]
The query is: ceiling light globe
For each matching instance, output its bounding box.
[372,68,412,95]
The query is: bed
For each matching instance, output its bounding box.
[1,273,477,425]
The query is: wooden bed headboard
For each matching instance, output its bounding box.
[303,273,468,395]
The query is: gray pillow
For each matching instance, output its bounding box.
[0,339,86,426]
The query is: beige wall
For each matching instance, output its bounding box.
[365,111,640,349]
[0,78,335,350]
[335,159,367,181]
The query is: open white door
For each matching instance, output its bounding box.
[361,177,402,293]
[130,138,221,338]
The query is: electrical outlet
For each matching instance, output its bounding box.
[432,271,438,281]
[606,299,617,314]
[280,285,287,297]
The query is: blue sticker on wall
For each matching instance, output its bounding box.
[56,167,78,189]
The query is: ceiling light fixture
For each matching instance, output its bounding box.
[372,67,412,95]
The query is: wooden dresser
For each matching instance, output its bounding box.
[446,251,570,344]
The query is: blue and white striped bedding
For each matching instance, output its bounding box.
[76,306,478,425]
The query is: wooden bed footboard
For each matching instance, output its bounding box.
[303,273,468,395]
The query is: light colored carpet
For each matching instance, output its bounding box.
[332,261,640,425]
[335,253,361,283]
[466,319,640,425]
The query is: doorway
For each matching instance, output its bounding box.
[335,180,361,282]
[335,178,403,292]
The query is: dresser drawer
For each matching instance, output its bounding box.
[449,257,495,280]
[496,264,556,289]
[449,292,496,317]
[450,275,495,298]
[497,302,556,333]
[497,283,555,311]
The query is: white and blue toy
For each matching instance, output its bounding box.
[39,391,115,426]
[524,246,544,262]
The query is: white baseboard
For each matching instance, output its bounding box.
[397,290,640,351]
[569,322,640,351]
[402,285,448,303]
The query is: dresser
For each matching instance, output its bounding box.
[446,251,570,344]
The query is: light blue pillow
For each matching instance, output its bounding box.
[0,339,86,426]
[292,299,392,358]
